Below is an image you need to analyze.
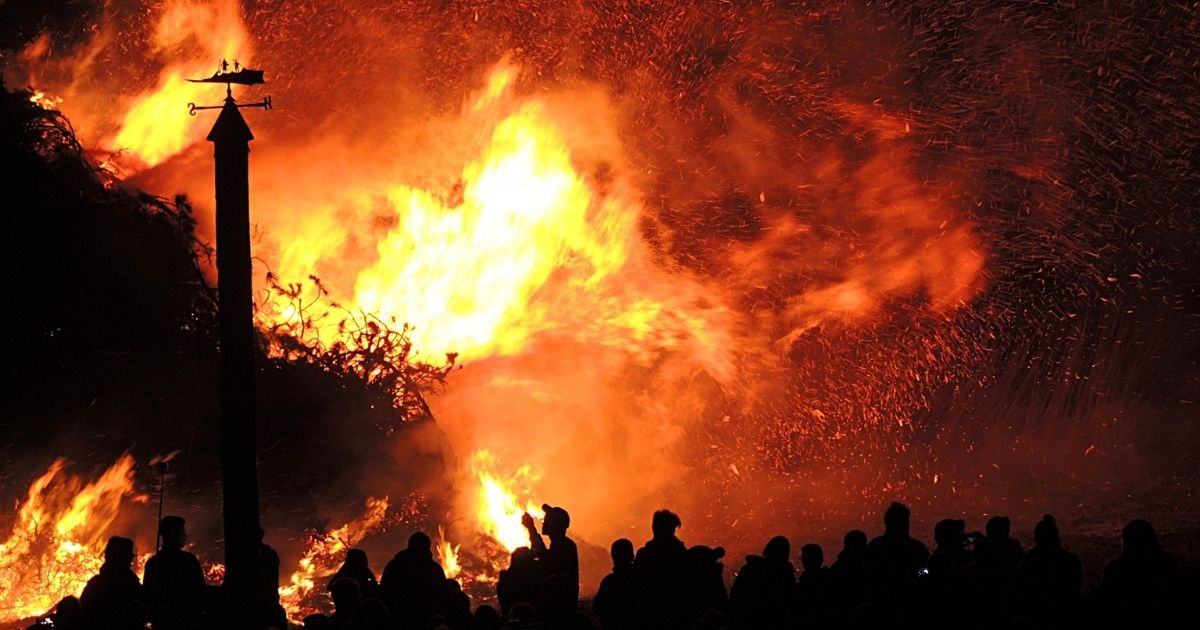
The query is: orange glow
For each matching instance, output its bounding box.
[0,456,141,622]
[278,496,388,623]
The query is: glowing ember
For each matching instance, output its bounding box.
[471,450,543,553]
[278,496,388,623]
[0,456,142,623]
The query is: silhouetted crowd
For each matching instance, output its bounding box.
[30,502,1196,630]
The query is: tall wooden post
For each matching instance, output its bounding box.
[208,95,262,619]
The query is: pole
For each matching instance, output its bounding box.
[208,93,263,624]
[156,461,167,553]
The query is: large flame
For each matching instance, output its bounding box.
[264,61,733,371]
[0,456,141,622]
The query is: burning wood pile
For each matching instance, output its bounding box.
[2,0,1197,626]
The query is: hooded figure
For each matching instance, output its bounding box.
[80,536,144,630]
[380,532,446,627]
[730,536,795,629]
[1016,515,1082,624]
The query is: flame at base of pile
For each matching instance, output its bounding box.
[0,456,143,622]
[278,496,389,623]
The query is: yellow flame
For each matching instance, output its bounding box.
[470,450,543,552]
[435,527,461,579]
[0,456,140,623]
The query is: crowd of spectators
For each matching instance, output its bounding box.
[34,502,1195,629]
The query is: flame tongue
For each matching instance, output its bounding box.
[435,527,461,579]
[471,450,543,553]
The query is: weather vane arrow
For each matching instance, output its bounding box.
[186,58,272,116]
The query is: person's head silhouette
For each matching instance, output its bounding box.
[986,516,1011,541]
[801,544,823,571]
[329,577,361,611]
[1121,519,1160,555]
[934,519,965,550]
[104,536,135,567]
[652,510,682,539]
[408,531,432,553]
[541,504,570,538]
[763,536,790,562]
[344,548,368,569]
[883,502,911,536]
[159,515,187,550]
[843,530,868,554]
[611,538,634,568]
[1034,515,1061,548]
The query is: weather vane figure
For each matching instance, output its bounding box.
[187,58,271,115]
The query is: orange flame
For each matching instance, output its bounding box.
[0,456,141,623]
[106,0,251,169]
[278,496,388,623]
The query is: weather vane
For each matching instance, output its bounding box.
[186,58,272,116]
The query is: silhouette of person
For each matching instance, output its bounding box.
[865,502,930,599]
[80,536,144,630]
[254,526,286,630]
[1015,514,1082,626]
[594,539,639,629]
[682,545,728,626]
[933,518,970,574]
[962,537,1008,627]
[143,515,207,629]
[986,515,1024,577]
[331,548,378,599]
[1097,519,1180,627]
[380,531,446,627]
[497,546,543,619]
[794,543,831,627]
[342,598,388,630]
[634,510,689,629]
[830,529,869,617]
[25,596,84,630]
[435,578,472,627]
[522,504,579,622]
[328,577,363,628]
[730,536,795,629]
[473,604,502,630]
